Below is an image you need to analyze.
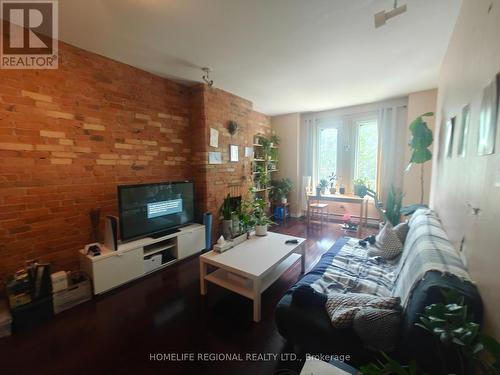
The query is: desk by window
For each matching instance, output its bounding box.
[307,193,368,236]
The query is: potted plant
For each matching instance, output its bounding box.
[318,179,328,195]
[252,198,274,236]
[270,178,293,204]
[328,172,337,194]
[220,194,233,239]
[407,112,434,204]
[257,167,271,190]
[270,133,280,147]
[353,178,369,198]
[384,186,403,226]
[259,136,272,160]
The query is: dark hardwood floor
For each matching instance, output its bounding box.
[0,219,375,375]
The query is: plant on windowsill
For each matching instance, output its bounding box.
[318,179,329,195]
[329,172,337,194]
[353,177,369,198]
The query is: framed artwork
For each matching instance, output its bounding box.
[477,78,498,155]
[208,151,222,164]
[457,104,470,157]
[445,116,456,158]
[229,145,239,162]
[244,146,253,157]
[209,128,219,148]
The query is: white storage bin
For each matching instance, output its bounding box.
[144,254,163,273]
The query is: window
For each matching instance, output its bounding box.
[317,127,338,183]
[355,119,378,189]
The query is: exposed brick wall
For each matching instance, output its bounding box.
[191,85,271,239]
[0,43,270,283]
[0,42,192,280]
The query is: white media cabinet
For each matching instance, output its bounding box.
[79,224,205,294]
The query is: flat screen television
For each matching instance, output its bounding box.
[118,181,195,242]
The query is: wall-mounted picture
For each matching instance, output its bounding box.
[445,116,456,158]
[208,151,222,164]
[477,78,498,155]
[209,128,219,148]
[245,146,254,158]
[229,145,239,162]
[457,104,470,157]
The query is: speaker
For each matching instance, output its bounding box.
[203,212,212,251]
[104,215,118,251]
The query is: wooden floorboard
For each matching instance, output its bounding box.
[0,218,375,375]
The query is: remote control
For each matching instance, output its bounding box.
[285,239,299,244]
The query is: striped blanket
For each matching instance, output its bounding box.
[392,209,472,307]
[311,209,473,309]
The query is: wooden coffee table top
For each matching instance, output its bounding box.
[200,231,305,278]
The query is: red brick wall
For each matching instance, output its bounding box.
[191,85,271,240]
[0,42,192,280]
[0,42,271,283]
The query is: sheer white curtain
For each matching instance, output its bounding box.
[377,105,408,201]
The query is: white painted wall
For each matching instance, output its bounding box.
[430,0,500,339]
[271,113,301,217]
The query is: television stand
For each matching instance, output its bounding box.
[79,224,205,294]
[151,228,180,238]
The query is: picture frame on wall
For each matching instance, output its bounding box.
[477,78,498,156]
[208,151,222,164]
[445,116,456,158]
[229,145,239,162]
[209,128,219,148]
[244,146,253,158]
[457,104,470,157]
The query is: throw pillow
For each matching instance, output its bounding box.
[368,221,403,260]
[325,292,401,328]
[353,307,401,351]
[393,221,409,244]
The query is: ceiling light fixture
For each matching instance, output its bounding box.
[201,67,214,87]
[374,0,407,28]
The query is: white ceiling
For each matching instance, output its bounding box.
[58,0,461,116]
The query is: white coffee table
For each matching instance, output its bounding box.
[199,231,306,322]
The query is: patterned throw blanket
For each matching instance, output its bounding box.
[311,238,398,297]
[311,209,473,308]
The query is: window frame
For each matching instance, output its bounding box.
[352,115,379,190]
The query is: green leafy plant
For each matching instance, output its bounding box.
[353,177,369,198]
[361,352,423,375]
[269,178,293,202]
[416,289,500,375]
[407,112,434,204]
[257,166,271,189]
[328,172,337,188]
[270,133,280,146]
[385,186,403,226]
[318,179,329,189]
[220,194,233,220]
[240,193,274,229]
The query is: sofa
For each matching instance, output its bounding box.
[275,209,483,373]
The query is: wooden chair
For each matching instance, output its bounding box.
[306,192,329,228]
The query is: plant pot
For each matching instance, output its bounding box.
[281,197,287,204]
[255,224,268,236]
[222,219,233,240]
[315,187,321,196]
[339,187,345,195]
[231,216,240,237]
[330,187,336,195]
[320,188,326,195]
[354,184,367,198]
